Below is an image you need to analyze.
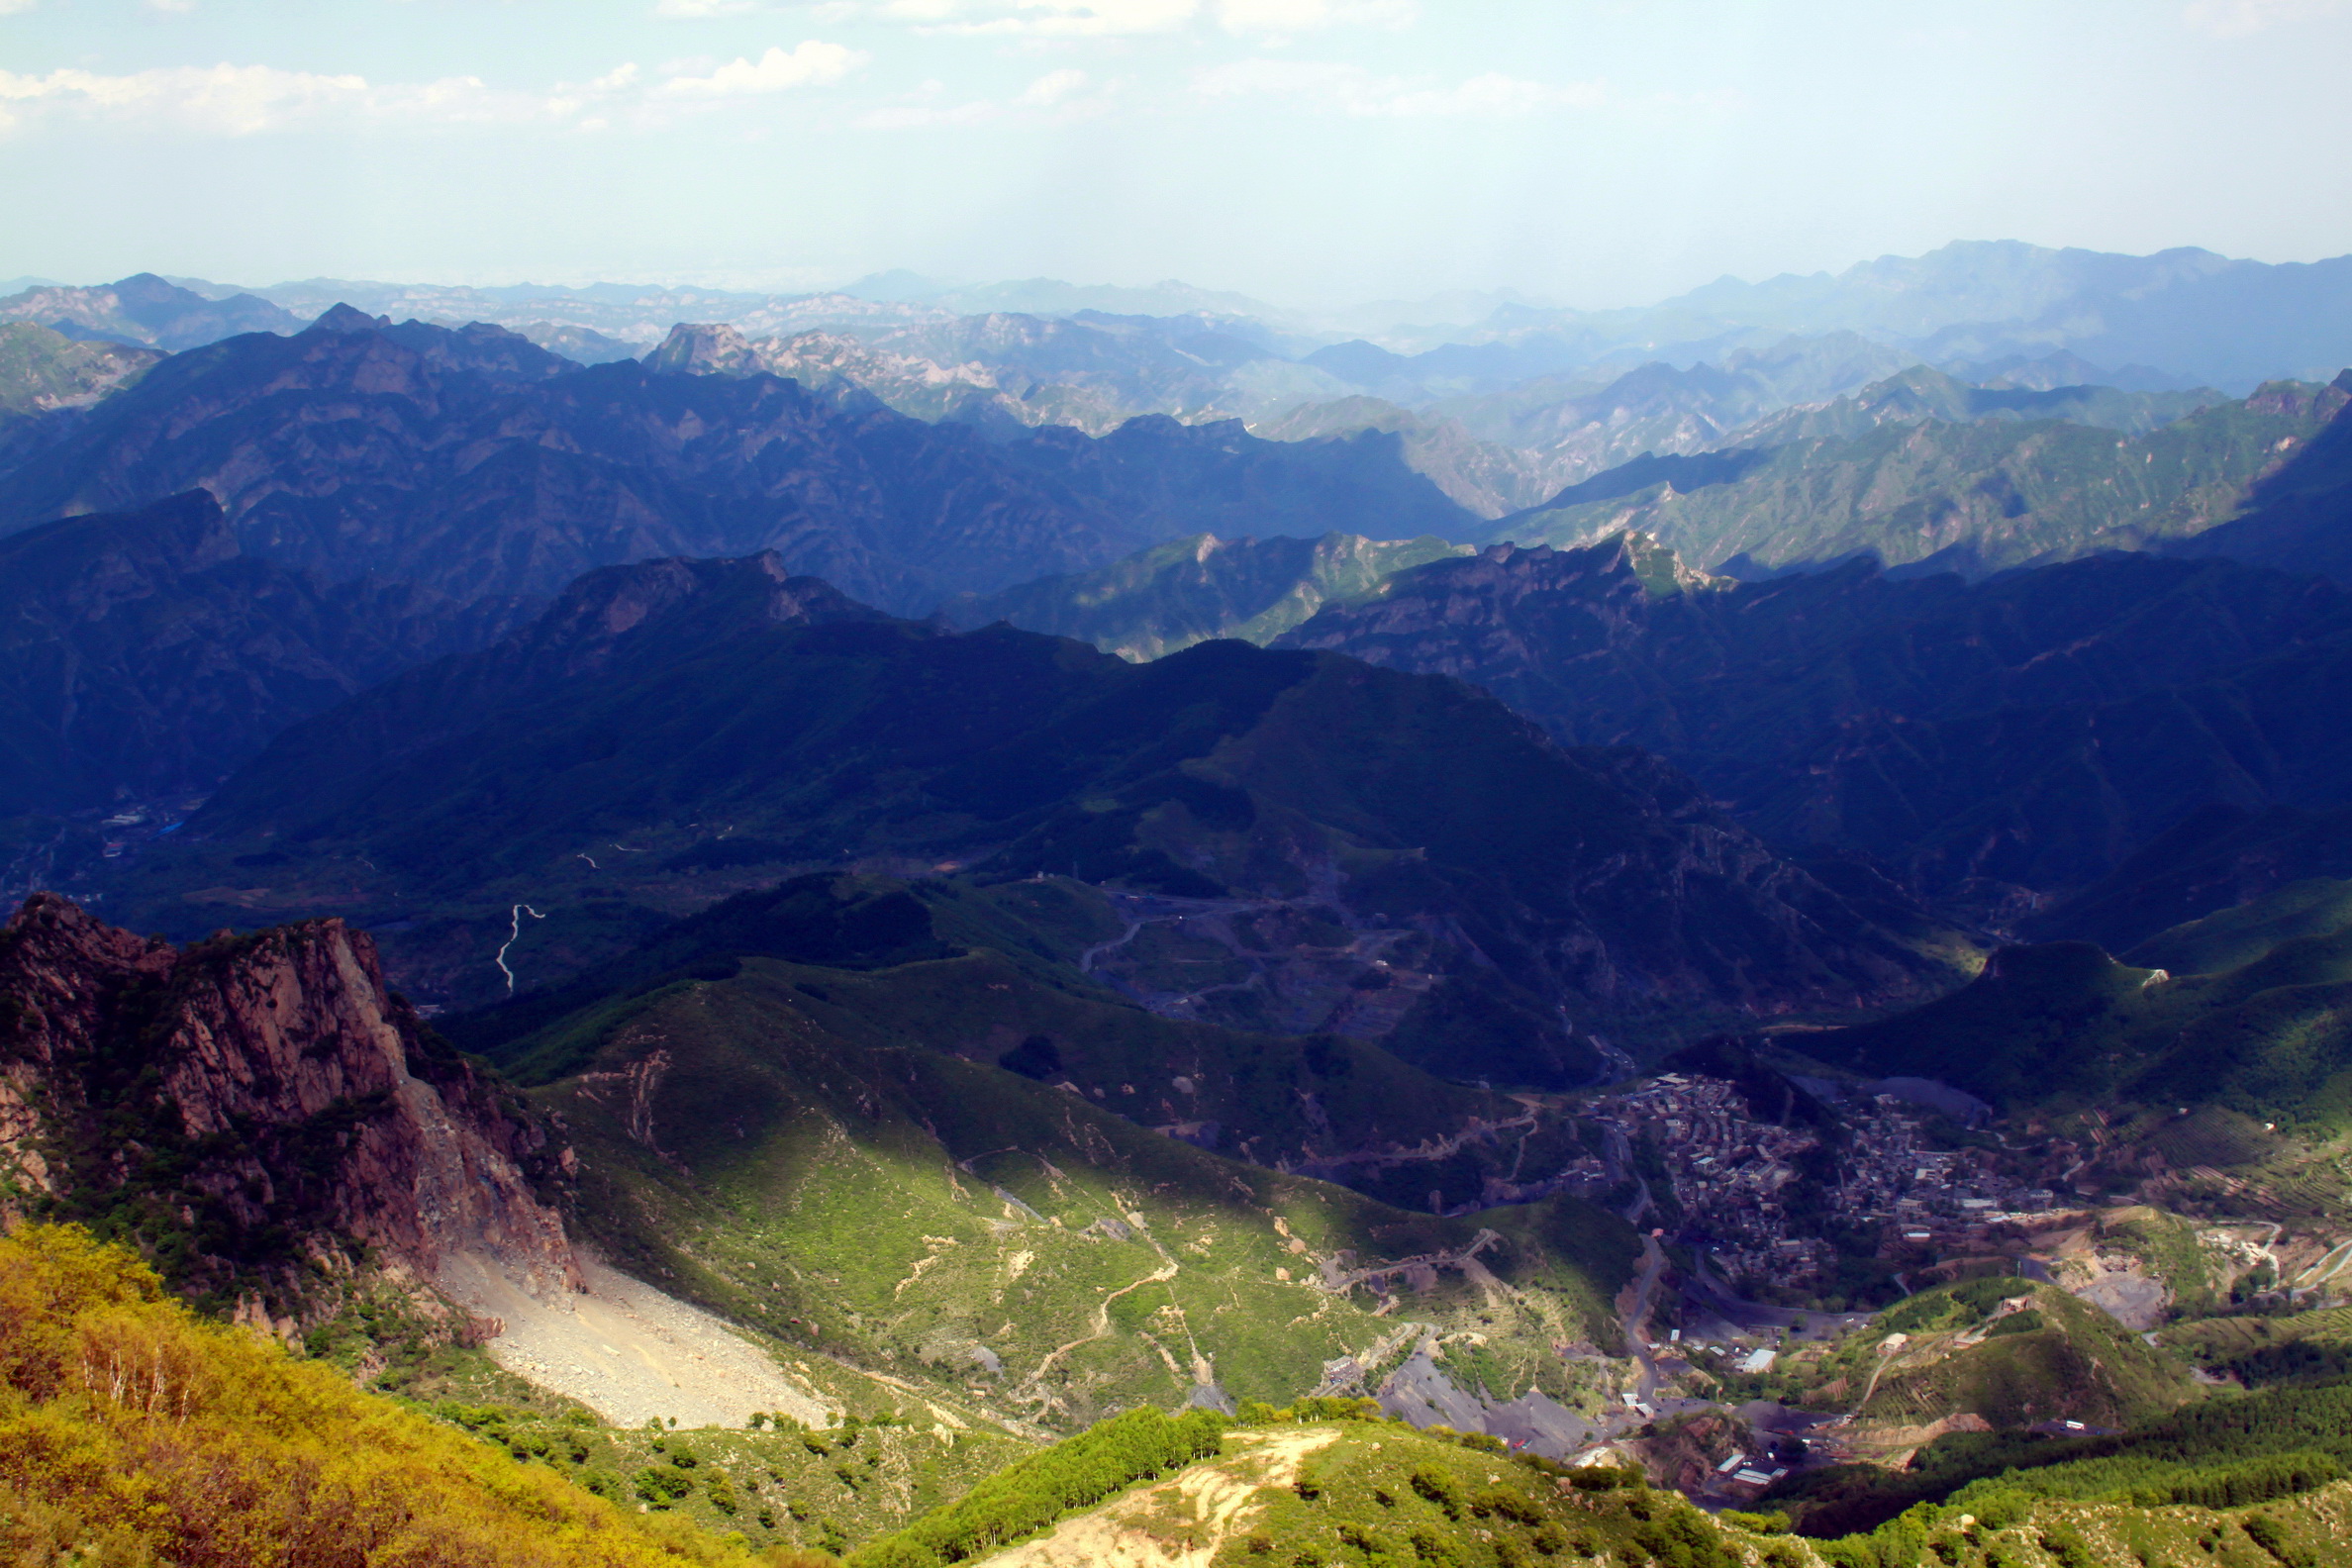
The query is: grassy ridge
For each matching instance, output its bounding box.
[862,1402,1791,1568]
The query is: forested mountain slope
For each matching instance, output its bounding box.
[103,549,1967,1059]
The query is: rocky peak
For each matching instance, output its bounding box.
[307,302,394,335]
[0,893,577,1302]
[643,321,761,376]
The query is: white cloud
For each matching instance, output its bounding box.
[0,0,42,13]
[857,65,1113,127]
[653,0,757,16]
[1215,0,1413,32]
[0,44,868,138]
[147,0,199,12]
[660,41,865,94]
[0,63,374,134]
[1016,67,1088,106]
[2184,0,2344,34]
[1194,57,1600,116]
[886,0,1199,35]
[856,97,997,127]
[0,57,727,137]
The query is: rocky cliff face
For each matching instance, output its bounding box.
[0,893,577,1302]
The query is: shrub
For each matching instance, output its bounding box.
[1410,1465,1464,1519]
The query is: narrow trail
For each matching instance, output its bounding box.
[1078,915,1147,975]
[1021,1261,1181,1393]
[1855,1336,1907,1418]
[1621,1233,1667,1403]
[494,904,545,993]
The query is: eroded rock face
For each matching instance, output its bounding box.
[0,892,576,1300]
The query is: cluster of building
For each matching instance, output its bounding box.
[1832,1095,2058,1238]
[1582,1074,2065,1290]
[1587,1074,1834,1285]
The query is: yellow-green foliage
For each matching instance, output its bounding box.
[424,1400,1027,1557]
[0,1224,766,1568]
[845,1406,1227,1567]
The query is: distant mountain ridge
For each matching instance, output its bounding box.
[1491,374,2348,579]
[0,272,301,351]
[0,310,1475,615]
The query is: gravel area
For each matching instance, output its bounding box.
[440,1249,834,1429]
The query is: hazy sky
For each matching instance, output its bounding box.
[3,0,2350,307]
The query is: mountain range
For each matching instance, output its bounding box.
[11,245,2347,577]
[49,240,2348,390]
[0,310,1474,616]
[19,242,2352,1566]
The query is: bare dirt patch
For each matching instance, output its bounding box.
[975,1425,1340,1568]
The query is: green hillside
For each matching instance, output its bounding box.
[1799,1277,2192,1432]
[1496,377,2347,575]
[0,319,161,416]
[2125,879,2352,976]
[1777,1370,2352,1554]
[452,872,1602,1217]
[942,531,1470,661]
[498,947,1640,1431]
[1817,933,2352,1137]
[123,597,1958,1055]
[1732,363,2219,446]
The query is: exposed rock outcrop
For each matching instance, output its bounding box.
[0,893,577,1302]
